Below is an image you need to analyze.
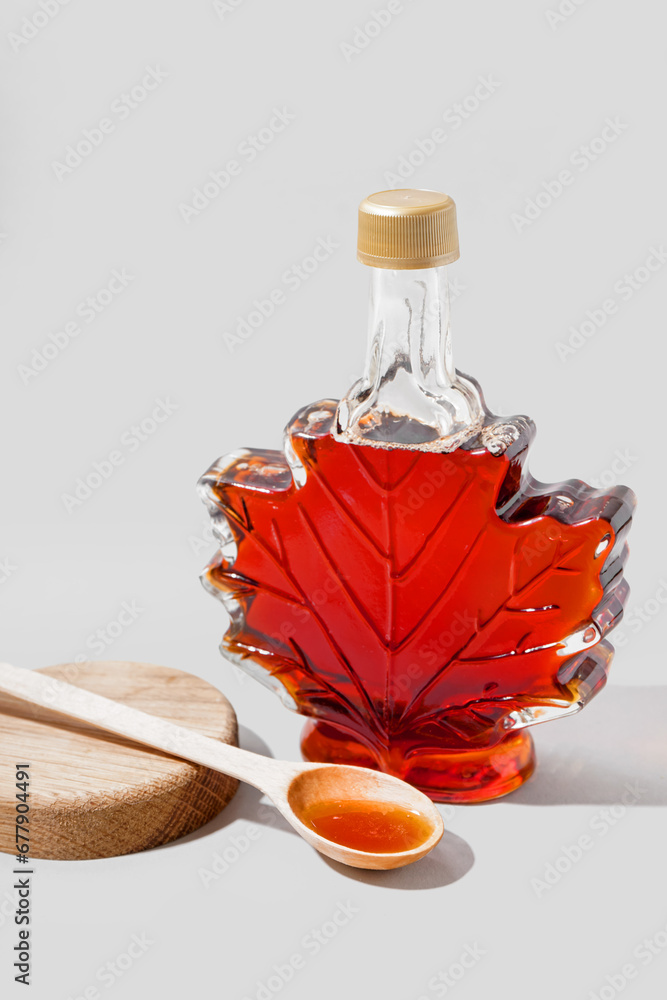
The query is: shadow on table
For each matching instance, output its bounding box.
[178,686,665,886]
[169,725,293,840]
[507,685,667,806]
[176,725,475,889]
[319,832,474,890]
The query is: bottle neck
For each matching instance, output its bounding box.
[335,265,483,451]
[366,266,455,393]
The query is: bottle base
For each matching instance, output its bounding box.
[300,720,535,803]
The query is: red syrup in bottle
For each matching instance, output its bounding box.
[200,399,633,802]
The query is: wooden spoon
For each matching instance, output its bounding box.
[0,663,443,870]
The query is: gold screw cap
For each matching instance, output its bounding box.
[357,188,459,269]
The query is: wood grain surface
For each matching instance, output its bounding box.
[0,661,239,860]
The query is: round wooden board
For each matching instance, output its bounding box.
[0,661,239,860]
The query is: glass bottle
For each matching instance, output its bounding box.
[198,189,635,802]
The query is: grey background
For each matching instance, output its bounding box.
[1,0,666,997]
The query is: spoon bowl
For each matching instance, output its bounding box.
[279,764,444,869]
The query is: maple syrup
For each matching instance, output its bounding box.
[301,799,432,853]
[199,189,635,803]
[201,398,632,801]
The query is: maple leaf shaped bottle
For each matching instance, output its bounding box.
[199,189,636,802]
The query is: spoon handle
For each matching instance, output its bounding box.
[0,662,290,794]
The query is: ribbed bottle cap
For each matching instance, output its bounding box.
[357,189,459,269]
